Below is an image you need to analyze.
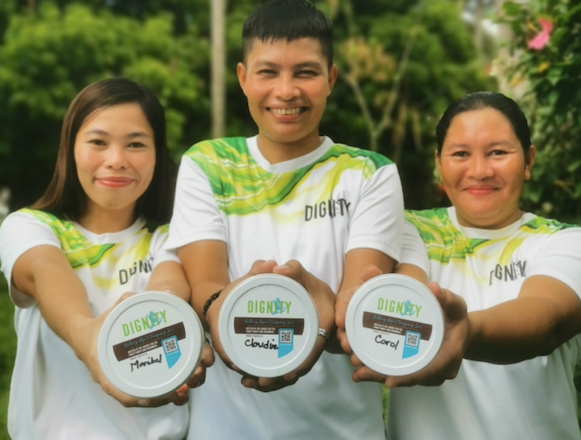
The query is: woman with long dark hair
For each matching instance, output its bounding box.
[0,78,213,440]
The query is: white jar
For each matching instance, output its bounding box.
[218,274,319,378]
[98,291,204,398]
[345,274,444,376]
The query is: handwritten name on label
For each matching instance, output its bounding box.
[374,334,400,350]
[129,354,163,372]
[245,338,278,350]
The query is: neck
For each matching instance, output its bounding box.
[456,208,524,230]
[78,203,137,234]
[257,132,323,165]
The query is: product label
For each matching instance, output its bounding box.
[113,322,186,364]
[361,309,433,360]
[233,317,304,357]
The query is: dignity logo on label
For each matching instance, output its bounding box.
[121,310,167,336]
[376,298,422,318]
[247,298,292,315]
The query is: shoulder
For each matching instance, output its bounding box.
[183,137,249,165]
[322,143,394,175]
[404,208,451,236]
[1,208,71,237]
[520,215,580,236]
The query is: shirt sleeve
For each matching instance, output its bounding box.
[346,162,404,262]
[149,226,181,269]
[165,155,226,250]
[0,212,62,307]
[527,228,581,299]
[399,220,430,274]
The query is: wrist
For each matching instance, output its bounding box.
[203,289,223,325]
[67,315,97,362]
[463,311,480,359]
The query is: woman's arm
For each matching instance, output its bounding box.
[11,245,192,407]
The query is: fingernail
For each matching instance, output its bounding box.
[137,399,149,406]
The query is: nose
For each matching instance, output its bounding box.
[104,144,128,169]
[274,73,300,100]
[467,153,493,180]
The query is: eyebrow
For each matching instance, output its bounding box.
[254,61,323,69]
[445,141,516,149]
[84,129,151,139]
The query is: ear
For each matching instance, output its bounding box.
[237,62,248,95]
[524,145,536,180]
[327,64,338,94]
[435,149,443,176]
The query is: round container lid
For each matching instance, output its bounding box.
[98,291,204,398]
[345,274,444,376]
[218,273,319,378]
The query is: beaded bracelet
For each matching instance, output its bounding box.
[203,289,223,318]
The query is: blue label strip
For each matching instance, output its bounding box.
[402,331,421,359]
[162,335,181,368]
[278,328,294,358]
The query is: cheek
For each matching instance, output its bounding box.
[73,147,93,183]
[137,153,156,185]
[439,162,462,187]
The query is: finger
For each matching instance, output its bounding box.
[351,366,388,384]
[361,265,383,283]
[272,260,306,286]
[200,341,215,368]
[428,282,467,319]
[249,259,278,276]
[348,351,364,368]
[336,327,352,354]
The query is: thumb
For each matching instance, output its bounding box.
[428,282,466,319]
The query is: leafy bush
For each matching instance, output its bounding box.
[498,0,581,223]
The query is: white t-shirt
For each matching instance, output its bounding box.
[389,207,581,440]
[0,209,188,440]
[168,136,404,440]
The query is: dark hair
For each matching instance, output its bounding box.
[31,77,174,225]
[435,92,532,155]
[242,0,334,68]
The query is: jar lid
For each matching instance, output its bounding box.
[345,274,444,376]
[98,291,204,398]
[218,274,318,378]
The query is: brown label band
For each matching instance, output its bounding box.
[233,317,305,335]
[362,312,433,341]
[113,322,186,361]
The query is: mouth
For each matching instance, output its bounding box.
[464,185,497,195]
[97,177,135,188]
[267,107,307,116]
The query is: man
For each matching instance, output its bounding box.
[166,1,404,438]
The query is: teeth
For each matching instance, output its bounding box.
[271,108,302,115]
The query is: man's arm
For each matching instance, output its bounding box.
[177,240,229,329]
[335,249,395,354]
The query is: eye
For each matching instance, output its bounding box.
[128,142,147,149]
[451,150,469,158]
[297,70,318,77]
[489,149,507,156]
[257,69,276,75]
[89,139,106,146]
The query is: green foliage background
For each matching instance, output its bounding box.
[499,0,581,222]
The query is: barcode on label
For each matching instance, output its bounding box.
[163,338,178,353]
[279,330,293,343]
[405,332,419,347]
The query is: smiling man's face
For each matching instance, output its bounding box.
[237,37,337,161]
